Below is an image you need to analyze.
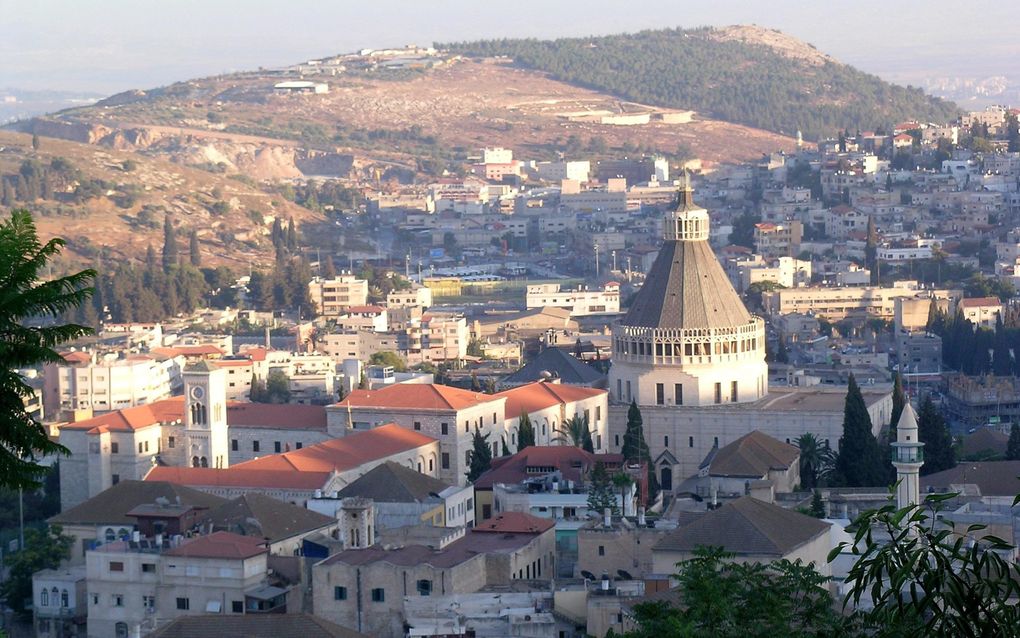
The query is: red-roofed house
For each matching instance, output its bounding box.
[493,381,608,452]
[329,384,506,486]
[959,296,1002,329]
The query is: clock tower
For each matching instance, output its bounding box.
[183,360,229,469]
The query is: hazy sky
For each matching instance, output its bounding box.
[2,0,1017,94]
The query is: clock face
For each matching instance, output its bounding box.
[190,386,205,401]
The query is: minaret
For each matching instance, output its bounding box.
[891,402,924,509]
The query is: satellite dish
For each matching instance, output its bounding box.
[617,569,633,580]
[581,570,596,580]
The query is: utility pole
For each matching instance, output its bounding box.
[594,241,600,276]
[612,250,617,273]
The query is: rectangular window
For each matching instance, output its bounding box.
[274,441,282,453]
[441,422,448,435]
[731,381,738,403]
[442,453,450,469]
[615,434,620,448]
[176,597,190,610]
[113,595,123,607]
[142,563,155,573]
[334,586,348,600]
[231,600,243,613]
[111,442,119,454]
[664,435,669,447]
[371,588,385,602]
[144,441,149,453]
[253,441,260,452]
[598,545,605,556]
[596,406,601,421]
[138,442,143,454]
[168,436,175,448]
[413,421,421,431]
[231,439,238,451]
[109,561,124,572]
[714,382,722,404]
[688,436,694,448]
[111,474,120,485]
[417,579,432,596]
[655,383,664,405]
[143,596,155,609]
[674,384,683,406]
[626,380,632,401]
[296,442,302,449]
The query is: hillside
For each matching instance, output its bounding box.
[0,130,323,269]
[442,26,961,140]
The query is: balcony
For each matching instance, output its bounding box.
[35,605,85,620]
[891,445,924,464]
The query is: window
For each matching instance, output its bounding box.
[91,594,99,606]
[416,579,432,596]
[176,597,190,610]
[274,441,282,453]
[440,422,448,435]
[111,474,120,485]
[371,588,385,602]
[615,434,620,447]
[112,594,123,607]
[334,586,348,600]
[428,458,433,472]
[465,451,471,466]
[138,442,143,454]
[111,442,119,454]
[596,406,601,421]
[442,453,450,469]
[467,498,473,511]
[231,439,238,451]
[714,382,722,404]
[296,442,302,449]
[731,380,738,403]
[143,596,155,609]
[413,421,421,431]
[252,441,260,452]
[109,561,124,572]
[674,384,683,406]
[688,436,694,448]
[144,441,149,453]
[464,422,469,433]
[142,563,155,573]
[598,545,605,556]
[664,435,669,447]
[714,436,719,447]
[40,589,48,606]
[168,436,175,448]
[231,601,243,613]
[655,383,664,405]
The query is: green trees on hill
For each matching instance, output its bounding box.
[443,28,959,140]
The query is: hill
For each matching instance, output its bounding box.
[442,26,961,140]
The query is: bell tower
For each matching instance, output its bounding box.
[183,361,229,469]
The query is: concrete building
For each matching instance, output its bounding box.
[536,160,590,182]
[753,221,803,258]
[311,513,555,637]
[959,296,1002,329]
[525,282,621,316]
[308,275,370,317]
[33,566,87,638]
[764,283,957,321]
[692,430,801,500]
[386,283,433,309]
[494,380,609,452]
[896,331,942,374]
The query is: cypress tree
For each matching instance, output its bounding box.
[810,489,826,518]
[189,230,201,267]
[835,374,888,487]
[466,428,492,483]
[889,373,905,443]
[622,401,650,463]
[161,216,178,272]
[517,413,535,451]
[1007,424,1020,461]
[917,394,955,475]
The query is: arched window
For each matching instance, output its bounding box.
[41,588,49,606]
[117,528,128,539]
[200,457,208,468]
[192,456,200,467]
[61,589,69,607]
[115,622,129,638]
[105,528,116,542]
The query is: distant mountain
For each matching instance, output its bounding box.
[442,26,961,140]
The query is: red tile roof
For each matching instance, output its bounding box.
[214,359,254,368]
[151,345,225,358]
[494,382,605,419]
[335,384,501,411]
[163,531,267,559]
[225,403,327,431]
[473,512,554,534]
[233,424,437,473]
[240,347,270,362]
[60,397,185,434]
[61,351,91,364]
[145,466,333,490]
[960,297,1001,308]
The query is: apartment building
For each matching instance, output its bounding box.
[308,275,369,317]
[753,221,803,258]
[385,283,433,309]
[764,283,957,321]
[525,283,621,316]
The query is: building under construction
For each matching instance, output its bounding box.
[944,374,1020,432]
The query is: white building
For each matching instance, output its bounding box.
[482,147,513,164]
[525,282,621,316]
[307,275,369,316]
[537,160,590,182]
[386,283,433,309]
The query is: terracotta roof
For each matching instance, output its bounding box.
[233,424,437,473]
[337,461,452,503]
[921,461,1020,497]
[240,347,270,362]
[214,359,254,368]
[707,431,799,478]
[494,381,605,418]
[163,531,267,559]
[226,403,327,431]
[48,480,226,525]
[204,494,335,542]
[145,467,333,490]
[654,496,830,556]
[474,446,620,489]
[959,297,1001,308]
[147,614,368,638]
[60,351,91,364]
[152,345,224,358]
[473,512,555,534]
[59,397,185,434]
[335,384,500,411]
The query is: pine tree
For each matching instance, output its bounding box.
[466,428,493,482]
[286,218,297,250]
[810,489,826,518]
[917,394,955,475]
[161,216,178,272]
[586,462,617,515]
[517,412,535,451]
[622,401,659,503]
[835,374,888,487]
[1007,424,1020,461]
[189,230,201,267]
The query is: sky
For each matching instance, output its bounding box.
[1,0,1017,95]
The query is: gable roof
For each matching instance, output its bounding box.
[147,614,368,638]
[959,297,1001,308]
[335,384,500,411]
[493,381,606,419]
[500,348,605,387]
[921,461,1020,497]
[336,461,452,503]
[59,397,185,434]
[654,496,830,556]
[49,480,226,526]
[203,494,335,543]
[233,424,437,473]
[225,403,327,431]
[707,431,800,478]
[163,531,267,560]
[145,467,333,490]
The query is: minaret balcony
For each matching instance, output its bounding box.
[892,446,923,464]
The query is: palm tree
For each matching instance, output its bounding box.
[794,433,822,490]
[612,472,634,516]
[555,413,594,452]
[0,210,95,488]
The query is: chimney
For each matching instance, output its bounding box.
[603,507,611,528]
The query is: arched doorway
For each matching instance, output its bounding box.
[660,465,673,492]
